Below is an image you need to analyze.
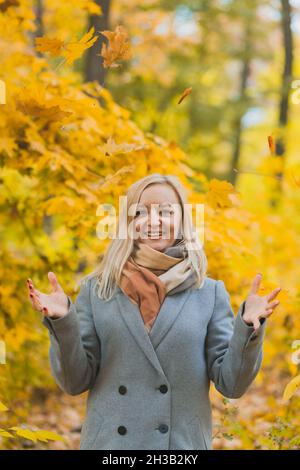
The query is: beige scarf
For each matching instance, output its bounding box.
[118,239,198,333]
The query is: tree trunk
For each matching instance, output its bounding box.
[229,28,251,186]
[85,0,111,87]
[31,0,44,57]
[271,0,293,207]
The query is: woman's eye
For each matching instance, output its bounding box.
[160,209,174,216]
[135,210,146,217]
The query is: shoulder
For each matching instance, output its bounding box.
[190,276,217,300]
[84,275,120,304]
[196,276,218,291]
[192,276,230,300]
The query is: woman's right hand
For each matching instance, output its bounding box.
[27,272,69,319]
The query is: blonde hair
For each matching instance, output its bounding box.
[79,173,207,300]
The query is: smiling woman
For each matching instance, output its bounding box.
[133,184,182,250]
[28,173,281,450]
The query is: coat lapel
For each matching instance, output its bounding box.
[115,286,193,376]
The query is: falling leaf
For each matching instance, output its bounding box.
[178,87,192,104]
[63,26,99,65]
[205,178,236,209]
[98,25,132,68]
[268,135,275,155]
[35,37,65,57]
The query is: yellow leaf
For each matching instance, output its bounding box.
[84,1,102,15]
[205,178,236,209]
[34,430,65,442]
[15,87,73,122]
[99,25,132,68]
[0,428,14,438]
[282,374,300,401]
[178,87,192,104]
[0,137,17,158]
[99,136,147,156]
[0,401,8,412]
[63,26,98,65]
[35,37,64,57]
[10,427,38,442]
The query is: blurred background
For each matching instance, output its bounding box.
[0,0,300,449]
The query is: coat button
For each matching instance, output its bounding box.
[159,384,168,394]
[158,424,169,433]
[119,385,127,395]
[118,426,127,435]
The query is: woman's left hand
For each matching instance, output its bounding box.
[242,273,281,333]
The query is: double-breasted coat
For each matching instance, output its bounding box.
[42,276,267,450]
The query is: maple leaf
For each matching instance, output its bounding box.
[35,37,64,57]
[98,25,132,68]
[178,87,192,104]
[99,136,147,156]
[16,97,72,122]
[205,178,236,209]
[15,85,73,122]
[62,26,99,65]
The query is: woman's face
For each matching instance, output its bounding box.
[132,183,182,252]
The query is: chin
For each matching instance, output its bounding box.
[144,239,173,252]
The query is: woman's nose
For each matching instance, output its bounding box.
[148,209,161,227]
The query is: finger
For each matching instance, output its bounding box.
[266,287,281,302]
[28,294,35,308]
[267,300,280,309]
[29,292,42,311]
[265,309,273,316]
[253,317,261,332]
[27,278,35,288]
[249,273,262,296]
[42,306,51,316]
[27,284,41,301]
[32,293,43,311]
[48,271,64,294]
[27,279,40,296]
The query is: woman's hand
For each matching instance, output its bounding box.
[27,272,69,319]
[242,273,281,333]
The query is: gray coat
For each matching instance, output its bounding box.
[42,276,267,450]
